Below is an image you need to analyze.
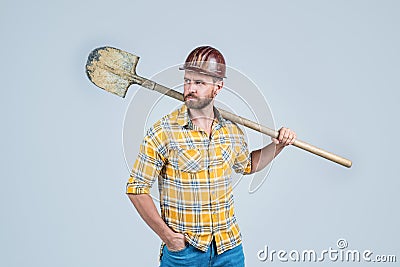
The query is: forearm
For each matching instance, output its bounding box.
[250,142,285,173]
[249,127,296,173]
[127,193,175,244]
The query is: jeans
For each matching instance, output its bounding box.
[160,240,245,267]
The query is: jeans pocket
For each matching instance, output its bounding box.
[160,243,193,267]
[166,243,190,254]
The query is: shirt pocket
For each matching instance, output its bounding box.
[171,146,204,173]
[220,143,235,167]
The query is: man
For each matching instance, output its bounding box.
[126,46,296,266]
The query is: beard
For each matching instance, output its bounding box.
[184,93,214,110]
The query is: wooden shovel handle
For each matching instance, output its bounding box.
[85,46,352,168]
[138,76,352,168]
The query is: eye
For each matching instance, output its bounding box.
[195,80,204,85]
[184,79,190,84]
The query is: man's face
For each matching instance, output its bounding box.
[183,71,223,110]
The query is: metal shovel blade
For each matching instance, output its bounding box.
[85,46,140,98]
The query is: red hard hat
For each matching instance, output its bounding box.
[179,46,226,79]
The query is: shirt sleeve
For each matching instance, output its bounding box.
[126,127,167,194]
[232,126,252,175]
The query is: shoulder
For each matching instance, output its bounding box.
[214,107,245,137]
[144,107,182,141]
[221,118,246,137]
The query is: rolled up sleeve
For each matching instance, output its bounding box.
[232,128,252,175]
[126,132,166,194]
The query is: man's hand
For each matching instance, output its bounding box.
[165,232,187,252]
[272,127,296,147]
[250,127,297,173]
[128,194,188,252]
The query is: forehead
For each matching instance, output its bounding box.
[184,70,214,82]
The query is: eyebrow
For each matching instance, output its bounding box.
[184,77,206,82]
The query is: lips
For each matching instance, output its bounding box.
[184,94,197,101]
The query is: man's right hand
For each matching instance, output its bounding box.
[127,194,187,252]
[165,232,187,252]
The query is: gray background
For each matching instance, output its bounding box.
[1,0,399,266]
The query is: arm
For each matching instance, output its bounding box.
[125,128,186,250]
[127,193,186,251]
[249,127,296,173]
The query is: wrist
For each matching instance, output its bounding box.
[275,143,285,149]
[161,226,176,245]
[274,143,285,156]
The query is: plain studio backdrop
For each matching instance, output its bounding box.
[1,0,399,266]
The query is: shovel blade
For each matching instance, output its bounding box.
[86,46,140,98]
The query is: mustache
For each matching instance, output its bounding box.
[184,94,214,100]
[184,93,197,100]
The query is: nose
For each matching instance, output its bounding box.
[185,82,196,93]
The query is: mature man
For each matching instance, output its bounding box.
[126,46,296,266]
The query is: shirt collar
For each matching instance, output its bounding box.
[176,104,227,129]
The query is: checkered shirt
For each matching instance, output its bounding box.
[126,104,252,255]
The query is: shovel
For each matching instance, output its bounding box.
[85,46,352,168]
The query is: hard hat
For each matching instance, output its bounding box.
[179,46,226,79]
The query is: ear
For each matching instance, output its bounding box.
[214,80,224,96]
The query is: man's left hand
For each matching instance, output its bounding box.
[272,127,296,146]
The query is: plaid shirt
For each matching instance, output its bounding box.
[126,104,252,255]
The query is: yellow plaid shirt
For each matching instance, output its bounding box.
[126,104,252,254]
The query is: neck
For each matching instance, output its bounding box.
[187,104,215,135]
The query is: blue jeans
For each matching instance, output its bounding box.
[160,240,245,267]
